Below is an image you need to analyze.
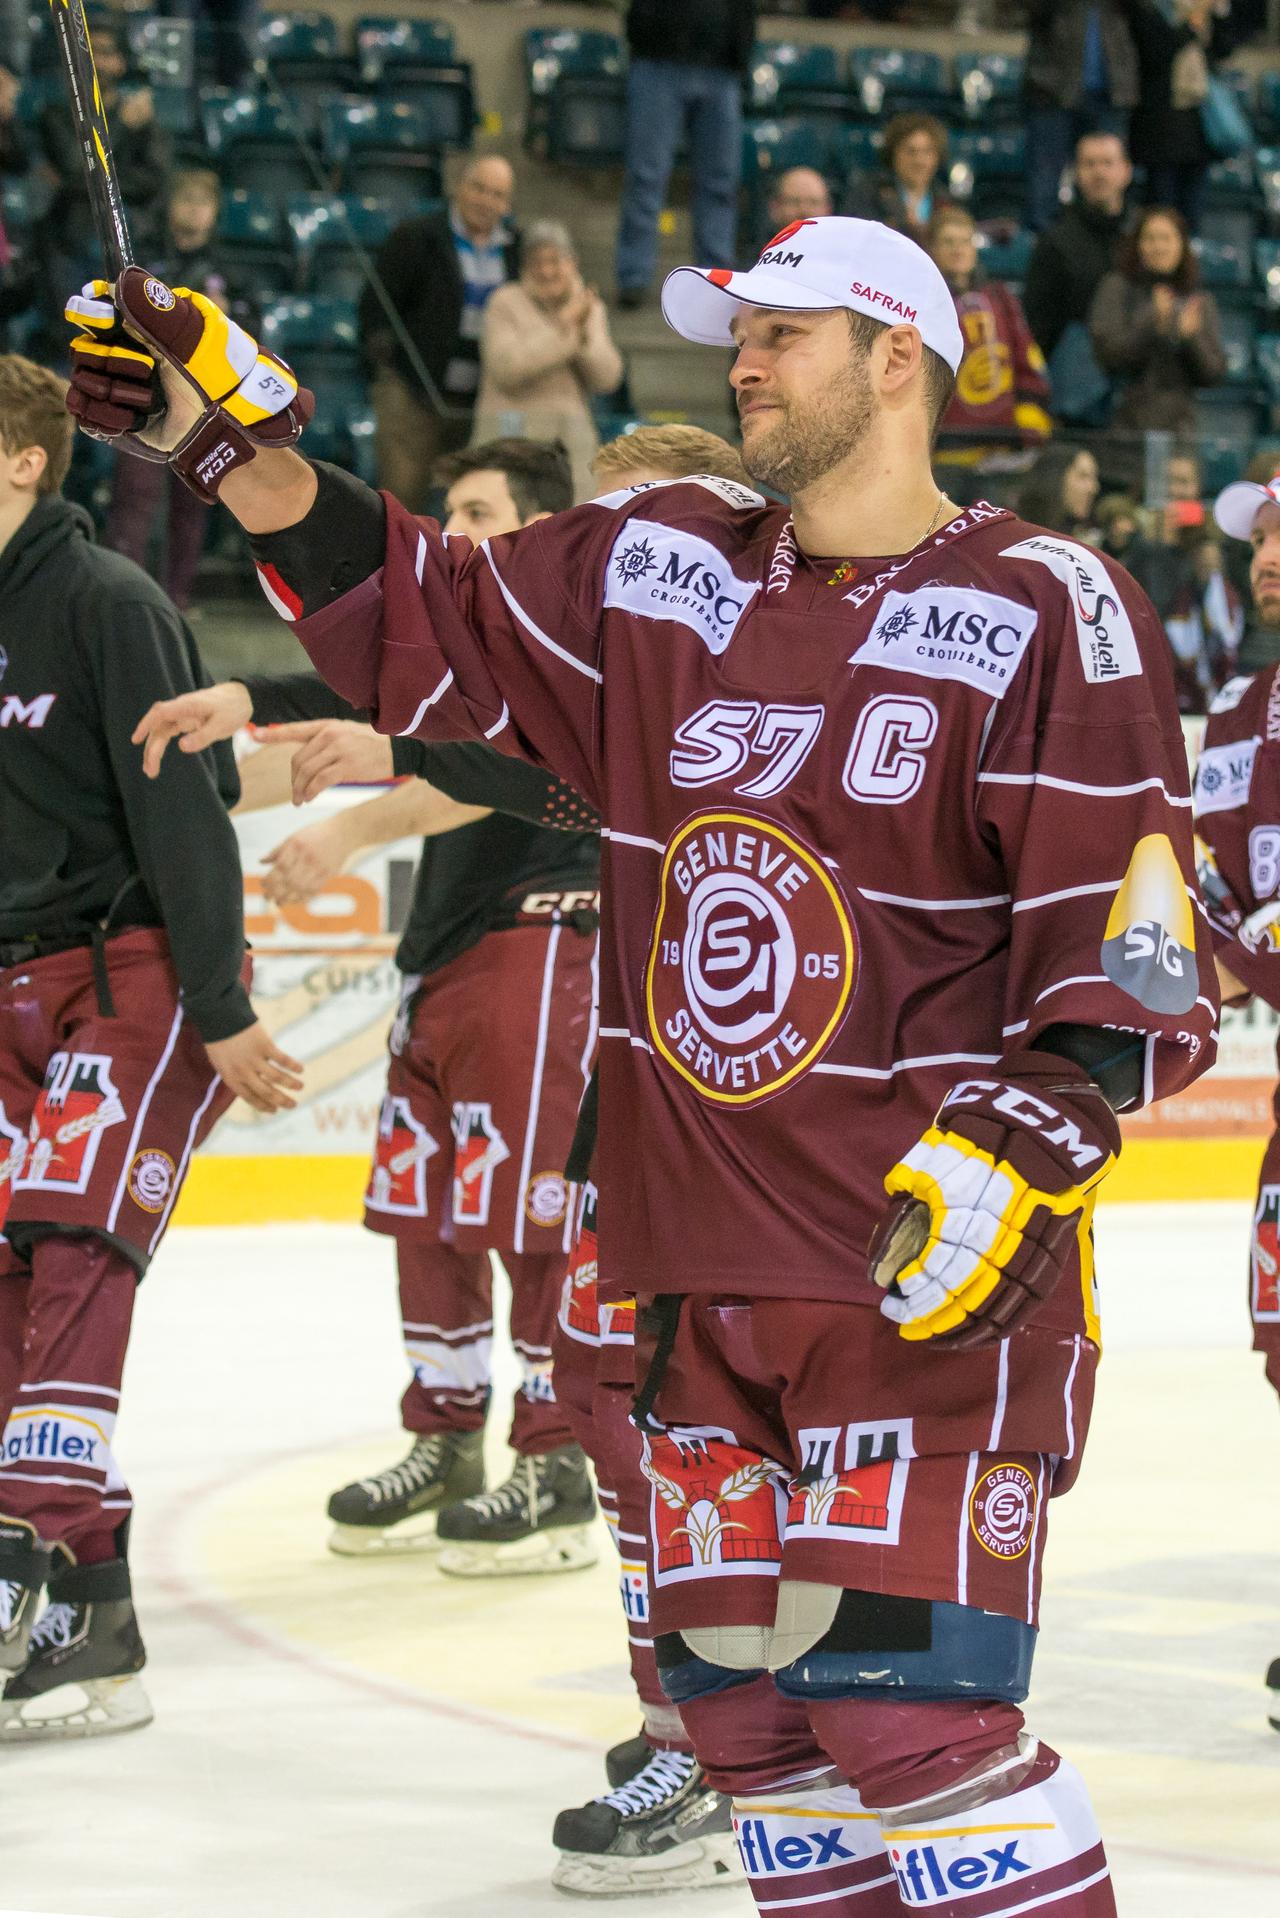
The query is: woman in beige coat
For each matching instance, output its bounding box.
[474,220,625,500]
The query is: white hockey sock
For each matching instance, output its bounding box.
[733,1781,902,1912]
[878,1742,1116,1912]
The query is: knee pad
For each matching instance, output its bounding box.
[654,1630,763,1704]
[733,1783,889,1902]
[773,1585,1036,1703]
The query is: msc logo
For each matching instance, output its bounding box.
[605,520,760,656]
[1193,737,1258,816]
[0,692,56,729]
[850,588,1036,700]
[890,1841,1030,1901]
[736,1819,859,1876]
[875,604,918,646]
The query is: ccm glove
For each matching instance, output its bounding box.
[868,1050,1120,1348]
[65,268,313,500]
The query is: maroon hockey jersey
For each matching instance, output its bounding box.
[292,479,1218,1319]
[1194,667,1280,1018]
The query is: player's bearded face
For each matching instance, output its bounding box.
[737,320,877,497]
[1252,508,1280,626]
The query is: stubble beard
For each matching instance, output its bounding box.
[740,354,877,498]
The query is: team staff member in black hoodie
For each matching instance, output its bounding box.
[0,355,300,1742]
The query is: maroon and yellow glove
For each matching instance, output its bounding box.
[65,268,313,500]
[868,1051,1120,1348]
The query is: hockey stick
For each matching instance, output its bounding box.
[47,0,134,280]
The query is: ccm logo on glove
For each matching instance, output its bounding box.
[942,1079,1107,1173]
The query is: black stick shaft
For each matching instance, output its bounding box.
[48,0,134,280]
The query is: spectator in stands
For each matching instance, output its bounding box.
[359,156,518,514]
[1024,130,1132,414]
[0,63,34,353]
[35,17,170,360]
[1090,205,1226,435]
[928,207,1052,469]
[1096,491,1147,561]
[474,221,624,501]
[765,167,834,239]
[1166,445,1206,506]
[845,114,951,248]
[1165,528,1243,709]
[1024,2,1139,231]
[615,0,755,309]
[102,172,235,611]
[1017,443,1103,543]
[1099,449,1207,622]
[1127,0,1239,231]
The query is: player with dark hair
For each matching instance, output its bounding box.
[1190,470,1280,1734]
[131,439,602,1576]
[71,218,1215,1911]
[0,351,297,1740]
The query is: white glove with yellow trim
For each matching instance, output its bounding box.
[65,267,313,501]
[868,1051,1120,1348]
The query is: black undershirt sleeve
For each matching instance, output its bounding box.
[390,738,601,833]
[235,671,366,726]
[249,462,387,619]
[1036,1024,1145,1115]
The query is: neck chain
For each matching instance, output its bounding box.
[918,494,952,548]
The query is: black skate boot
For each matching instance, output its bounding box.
[1267,1656,1280,1732]
[326,1431,486,1556]
[0,1518,51,1676]
[0,1553,152,1741]
[606,1730,655,1789]
[435,1441,598,1578]
[552,1748,738,1896]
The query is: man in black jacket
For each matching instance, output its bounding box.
[1024,130,1133,361]
[1024,0,1138,231]
[0,354,299,1741]
[615,0,755,309]
[359,156,517,512]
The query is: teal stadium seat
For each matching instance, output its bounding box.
[1193,236,1253,291]
[1259,74,1280,142]
[848,48,950,119]
[1218,307,1259,386]
[259,295,365,418]
[1257,334,1280,405]
[1257,239,1280,311]
[954,52,1025,124]
[949,129,1027,224]
[978,228,1034,291]
[742,119,837,237]
[287,192,410,299]
[202,92,324,203]
[324,97,445,213]
[353,16,475,149]
[217,190,295,299]
[547,74,627,166]
[523,28,624,152]
[255,11,357,94]
[749,43,853,129]
[1257,148,1280,226]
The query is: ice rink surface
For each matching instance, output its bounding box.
[1,1202,1277,1918]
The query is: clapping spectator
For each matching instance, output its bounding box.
[1017,443,1103,544]
[929,208,1052,465]
[1089,205,1226,437]
[844,113,952,248]
[1127,0,1237,232]
[615,0,755,309]
[1024,2,1139,230]
[475,222,624,501]
[1024,132,1132,423]
[359,156,518,512]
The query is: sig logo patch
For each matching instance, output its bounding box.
[1251,1186,1280,1322]
[848,588,1036,699]
[143,277,176,311]
[646,811,856,1105]
[1193,737,1259,816]
[1003,535,1140,683]
[1101,833,1198,1014]
[969,1462,1037,1559]
[604,519,760,656]
[127,1148,175,1214]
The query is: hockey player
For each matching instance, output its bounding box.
[134,441,602,1576]
[1189,469,1280,1733]
[0,353,300,1740]
[69,221,1216,1911]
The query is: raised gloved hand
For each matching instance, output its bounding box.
[868,1051,1120,1348]
[65,268,313,500]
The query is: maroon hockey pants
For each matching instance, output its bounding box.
[0,1233,136,1564]
[398,1242,573,1455]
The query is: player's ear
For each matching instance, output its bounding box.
[15,444,49,493]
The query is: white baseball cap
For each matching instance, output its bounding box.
[661,215,965,373]
[1215,475,1280,542]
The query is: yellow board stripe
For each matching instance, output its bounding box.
[733,1805,880,1822]
[881,1822,1055,1840]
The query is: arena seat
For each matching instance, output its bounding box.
[202,92,324,203]
[288,192,410,298]
[259,294,365,419]
[978,228,1034,290]
[255,11,357,96]
[1194,236,1254,291]
[949,128,1027,223]
[741,119,836,238]
[848,48,950,119]
[1219,306,1260,386]
[1204,152,1258,211]
[749,43,852,127]
[1257,148,1280,226]
[1257,333,1280,404]
[954,52,1025,123]
[547,74,628,166]
[523,27,625,151]
[218,190,295,299]
[1257,239,1280,310]
[1259,73,1280,143]
[353,16,475,148]
[324,97,445,211]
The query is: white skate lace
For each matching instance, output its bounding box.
[359,1436,448,1506]
[460,1455,540,1524]
[603,1750,698,1818]
[0,1579,23,1632]
[29,1600,76,1652]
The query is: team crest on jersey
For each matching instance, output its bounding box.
[1252,1187,1280,1321]
[450,1101,509,1228]
[642,1428,788,1587]
[1100,834,1198,1014]
[15,1052,125,1197]
[0,1100,25,1228]
[524,1170,568,1229]
[127,1148,175,1214]
[969,1463,1038,1560]
[646,811,856,1106]
[785,1420,914,1546]
[365,1095,439,1217]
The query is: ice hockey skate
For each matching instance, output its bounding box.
[435,1441,598,1577]
[606,1729,655,1788]
[0,1519,51,1676]
[0,1555,152,1742]
[326,1430,486,1555]
[552,1749,738,1896]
